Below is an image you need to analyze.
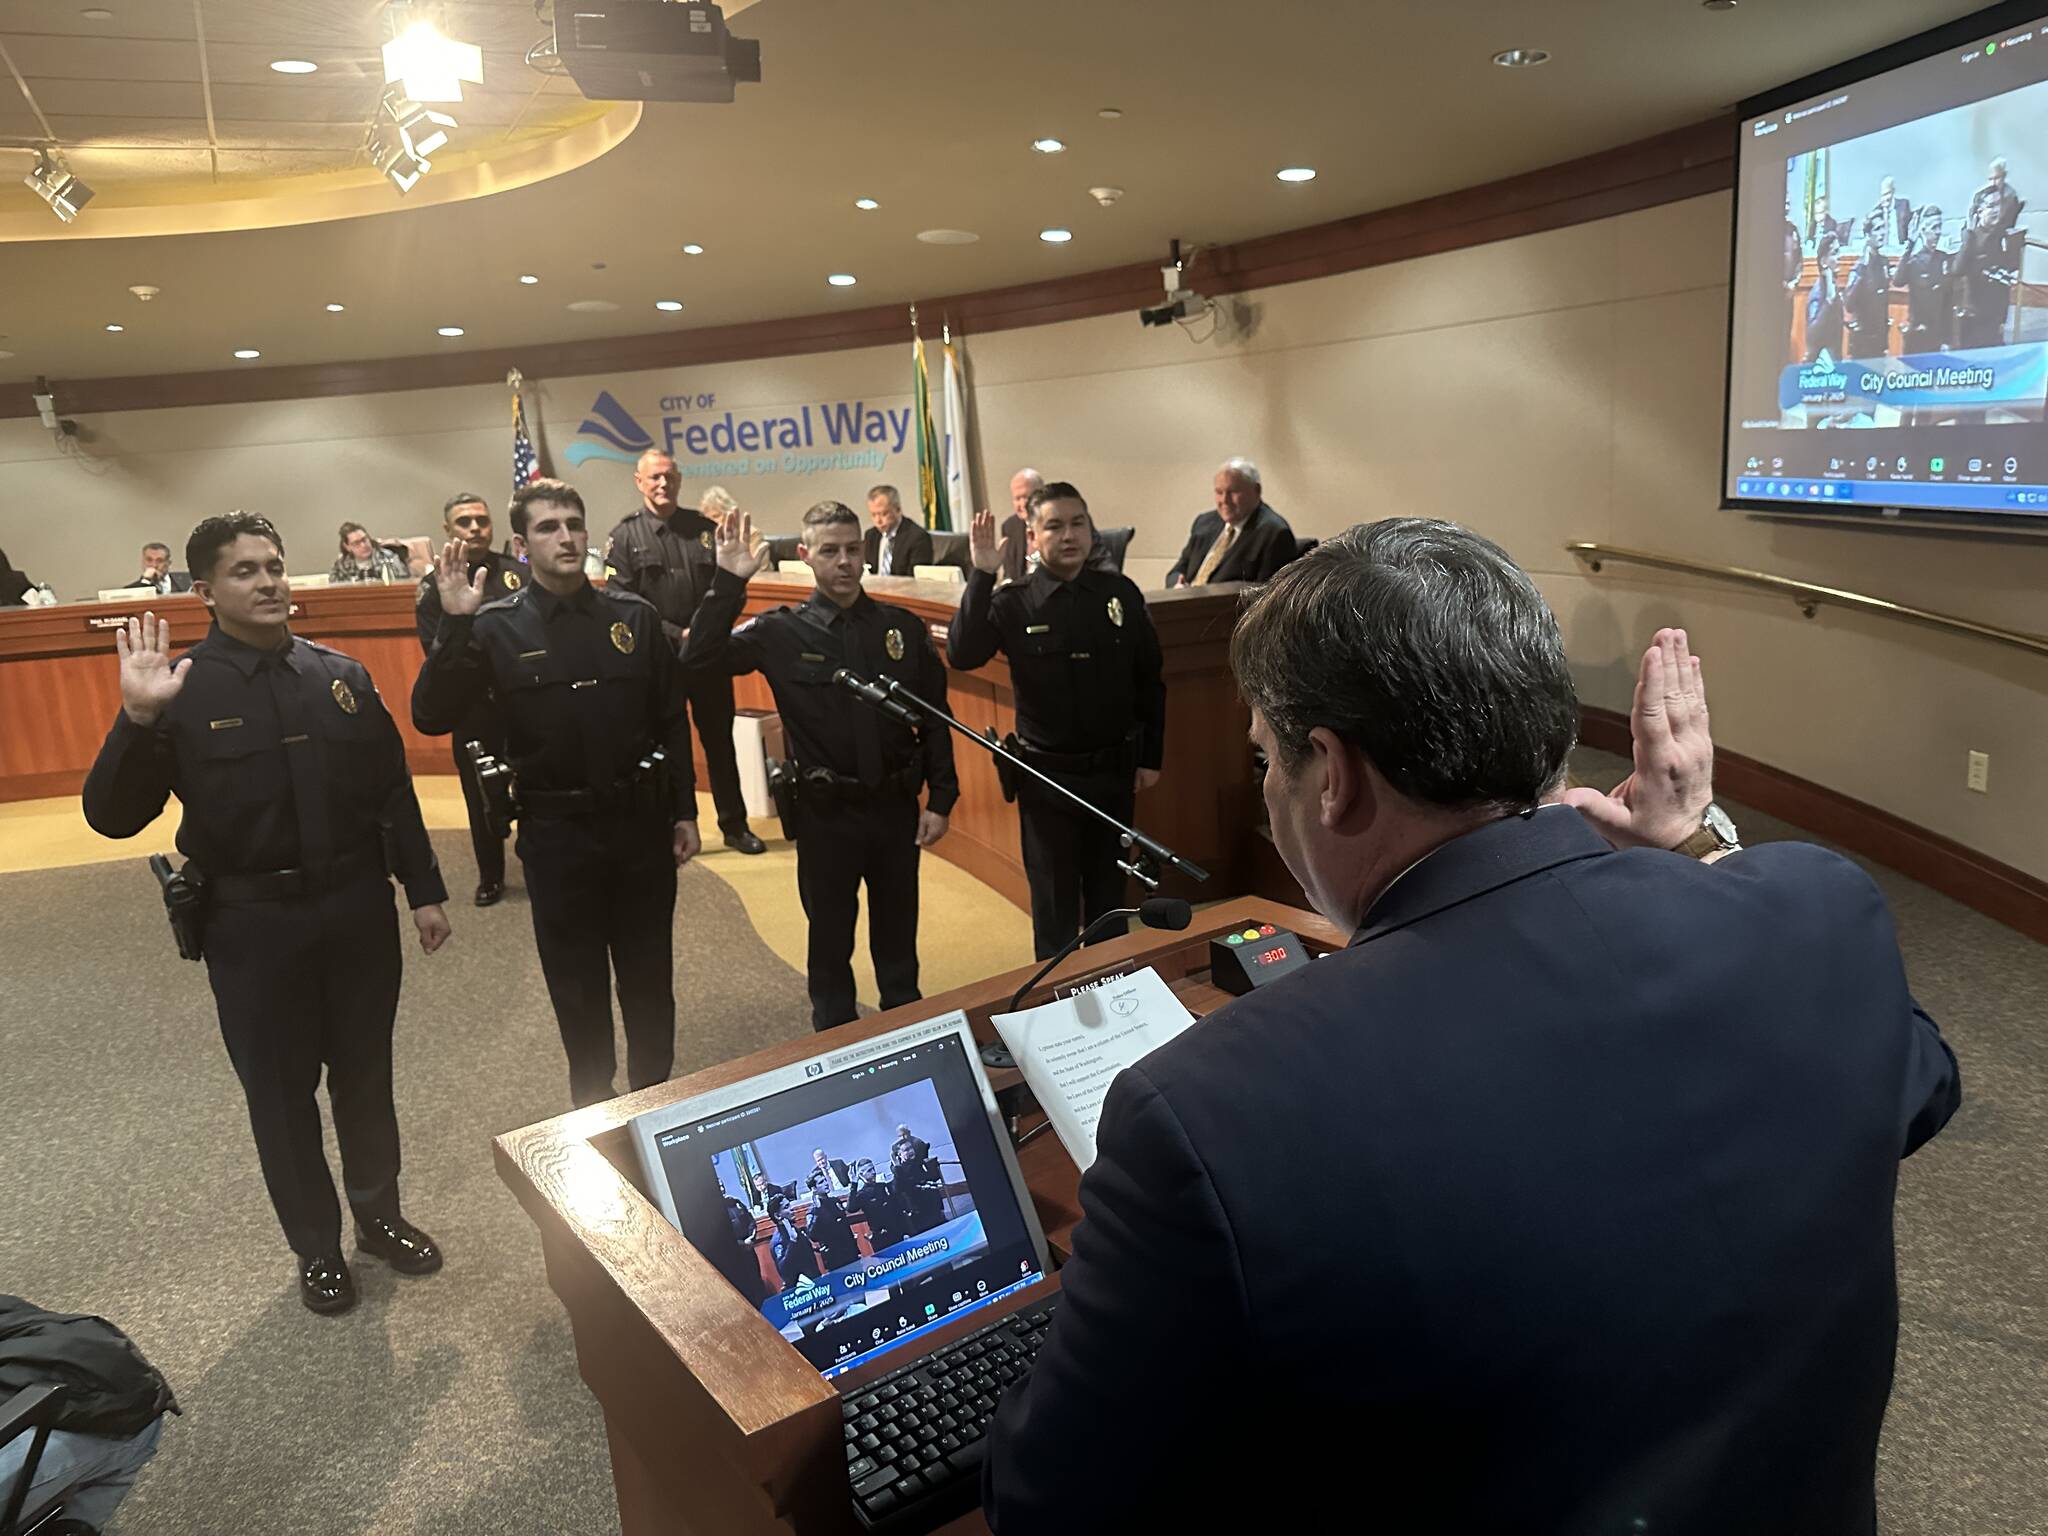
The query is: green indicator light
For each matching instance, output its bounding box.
[1987,41,1997,53]
[1226,933,1244,945]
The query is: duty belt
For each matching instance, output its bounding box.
[206,846,387,904]
[798,762,922,802]
[1013,734,1135,775]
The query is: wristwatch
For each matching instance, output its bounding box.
[1672,802,1741,860]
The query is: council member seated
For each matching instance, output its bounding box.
[863,483,933,575]
[1164,457,1297,586]
[984,524,1960,1532]
[998,467,1044,583]
[125,542,191,595]
[330,521,410,583]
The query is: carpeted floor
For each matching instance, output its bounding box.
[2,751,2043,1534]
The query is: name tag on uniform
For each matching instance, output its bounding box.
[518,648,547,660]
[571,678,598,690]
[801,652,827,662]
[1025,625,1051,635]
[209,717,243,730]
[1070,652,1091,660]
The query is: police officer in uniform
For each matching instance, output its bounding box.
[415,491,524,905]
[687,501,958,1031]
[949,485,1165,959]
[602,453,767,855]
[82,513,451,1316]
[413,478,704,1107]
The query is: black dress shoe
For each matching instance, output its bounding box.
[475,881,504,907]
[355,1214,444,1276]
[722,826,768,855]
[299,1253,356,1315]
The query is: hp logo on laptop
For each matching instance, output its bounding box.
[804,1062,824,1078]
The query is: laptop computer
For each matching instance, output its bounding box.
[629,1010,1060,1529]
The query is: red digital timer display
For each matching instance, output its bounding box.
[1255,947,1290,966]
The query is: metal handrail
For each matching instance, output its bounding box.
[1565,542,2048,659]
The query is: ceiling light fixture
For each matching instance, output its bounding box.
[128,284,159,301]
[269,59,318,74]
[917,229,979,245]
[1275,166,1317,183]
[655,299,684,311]
[827,273,857,287]
[1702,0,1737,9]
[1039,227,1073,243]
[1031,137,1066,154]
[437,325,465,336]
[681,243,705,255]
[367,85,456,194]
[23,149,94,223]
[382,8,482,103]
[79,8,115,19]
[325,302,346,312]
[854,197,879,210]
[1089,186,1124,207]
[104,324,124,333]
[1492,47,1551,67]
[233,349,261,359]
[566,299,618,313]
[518,274,539,284]
[1097,107,1122,120]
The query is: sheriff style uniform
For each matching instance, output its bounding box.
[415,550,526,891]
[82,625,447,1260]
[412,579,698,1107]
[603,507,753,839]
[687,566,959,1030]
[947,564,1165,959]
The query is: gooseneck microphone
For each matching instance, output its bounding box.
[831,668,921,727]
[1003,896,1193,1017]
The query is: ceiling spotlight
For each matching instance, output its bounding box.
[1275,166,1317,183]
[1089,186,1124,207]
[1031,137,1066,154]
[437,325,465,336]
[1702,0,1737,9]
[1097,107,1123,120]
[854,197,879,211]
[827,273,857,287]
[104,324,124,333]
[325,302,346,312]
[24,150,94,223]
[382,10,482,103]
[1492,47,1551,67]
[1039,227,1073,243]
[233,349,261,359]
[682,243,705,255]
[655,299,684,311]
[917,229,979,245]
[269,59,318,74]
[518,274,539,284]
[368,86,456,194]
[128,284,159,301]
[79,8,115,18]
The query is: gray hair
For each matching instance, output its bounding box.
[700,485,739,517]
[1990,157,2009,176]
[1218,456,1261,488]
[866,484,902,511]
[1230,518,1577,810]
[1012,467,1044,489]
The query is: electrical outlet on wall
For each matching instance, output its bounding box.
[1967,750,1990,794]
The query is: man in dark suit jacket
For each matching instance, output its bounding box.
[998,467,1043,583]
[863,484,934,575]
[125,543,192,595]
[986,520,1959,1534]
[1163,457,1297,586]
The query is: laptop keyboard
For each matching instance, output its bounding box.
[843,1296,1060,1529]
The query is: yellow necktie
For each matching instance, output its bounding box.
[1192,522,1239,586]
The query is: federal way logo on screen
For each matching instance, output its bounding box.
[565,391,655,469]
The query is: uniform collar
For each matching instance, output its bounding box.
[529,578,597,621]
[637,505,712,541]
[1348,804,1609,947]
[207,621,301,677]
[804,587,872,625]
[1026,564,1088,600]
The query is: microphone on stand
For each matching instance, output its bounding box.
[831,668,922,727]
[982,897,1193,1072]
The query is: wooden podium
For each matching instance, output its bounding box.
[495,896,1344,1536]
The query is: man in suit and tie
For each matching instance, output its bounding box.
[1163,457,1297,586]
[125,543,191,595]
[998,467,1043,583]
[863,484,934,576]
[987,519,1960,1533]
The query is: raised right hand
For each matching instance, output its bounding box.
[968,508,1005,575]
[435,537,488,616]
[715,509,768,579]
[116,612,191,726]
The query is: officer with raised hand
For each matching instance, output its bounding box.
[949,485,1165,958]
[83,512,451,1317]
[412,477,702,1107]
[685,501,958,1030]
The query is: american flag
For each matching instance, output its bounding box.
[511,379,542,493]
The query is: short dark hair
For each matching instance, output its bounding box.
[142,541,170,557]
[1027,481,1088,521]
[801,500,861,538]
[187,513,284,582]
[866,484,901,510]
[1230,518,1577,811]
[443,492,489,519]
[509,478,585,537]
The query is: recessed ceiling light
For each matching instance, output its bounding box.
[518,274,539,284]
[79,7,114,18]
[437,325,465,336]
[854,197,879,211]
[233,348,261,359]
[1039,227,1073,243]
[827,273,857,287]
[655,299,684,311]
[1276,166,1317,183]
[0,350,14,361]
[917,229,980,245]
[681,243,704,255]
[1702,0,1737,9]
[269,59,318,74]
[1031,137,1066,154]
[1097,107,1122,120]
[566,299,618,313]
[104,323,123,333]
[324,302,345,312]
[1492,47,1551,67]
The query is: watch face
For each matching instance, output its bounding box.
[1704,802,1738,844]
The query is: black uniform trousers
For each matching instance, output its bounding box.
[1019,771,1134,961]
[795,792,921,1031]
[204,872,404,1259]
[687,670,750,834]
[450,734,507,889]
[517,808,677,1107]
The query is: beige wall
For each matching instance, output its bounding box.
[6,189,2046,879]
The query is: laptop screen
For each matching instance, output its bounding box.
[630,1013,1051,1380]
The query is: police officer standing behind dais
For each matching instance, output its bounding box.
[949,485,1165,959]
[412,478,703,1107]
[686,502,958,1031]
[82,512,452,1317]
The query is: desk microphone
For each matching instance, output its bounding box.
[1002,896,1192,1020]
[831,668,922,727]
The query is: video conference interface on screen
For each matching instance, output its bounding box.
[1727,13,2048,520]
[651,1032,1045,1380]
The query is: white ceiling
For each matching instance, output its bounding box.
[0,0,1995,387]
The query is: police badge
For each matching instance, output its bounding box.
[505,571,522,590]
[331,678,359,715]
[610,621,635,655]
[1106,596,1125,628]
[885,628,905,661]
[699,530,714,551]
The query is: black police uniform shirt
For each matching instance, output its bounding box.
[602,507,720,646]
[947,564,1166,768]
[411,579,698,820]
[82,624,447,907]
[686,566,959,812]
[413,549,527,651]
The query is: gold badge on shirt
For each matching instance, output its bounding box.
[699,530,714,551]
[331,678,359,715]
[504,571,522,590]
[885,627,905,661]
[610,620,636,655]
[1106,596,1125,628]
